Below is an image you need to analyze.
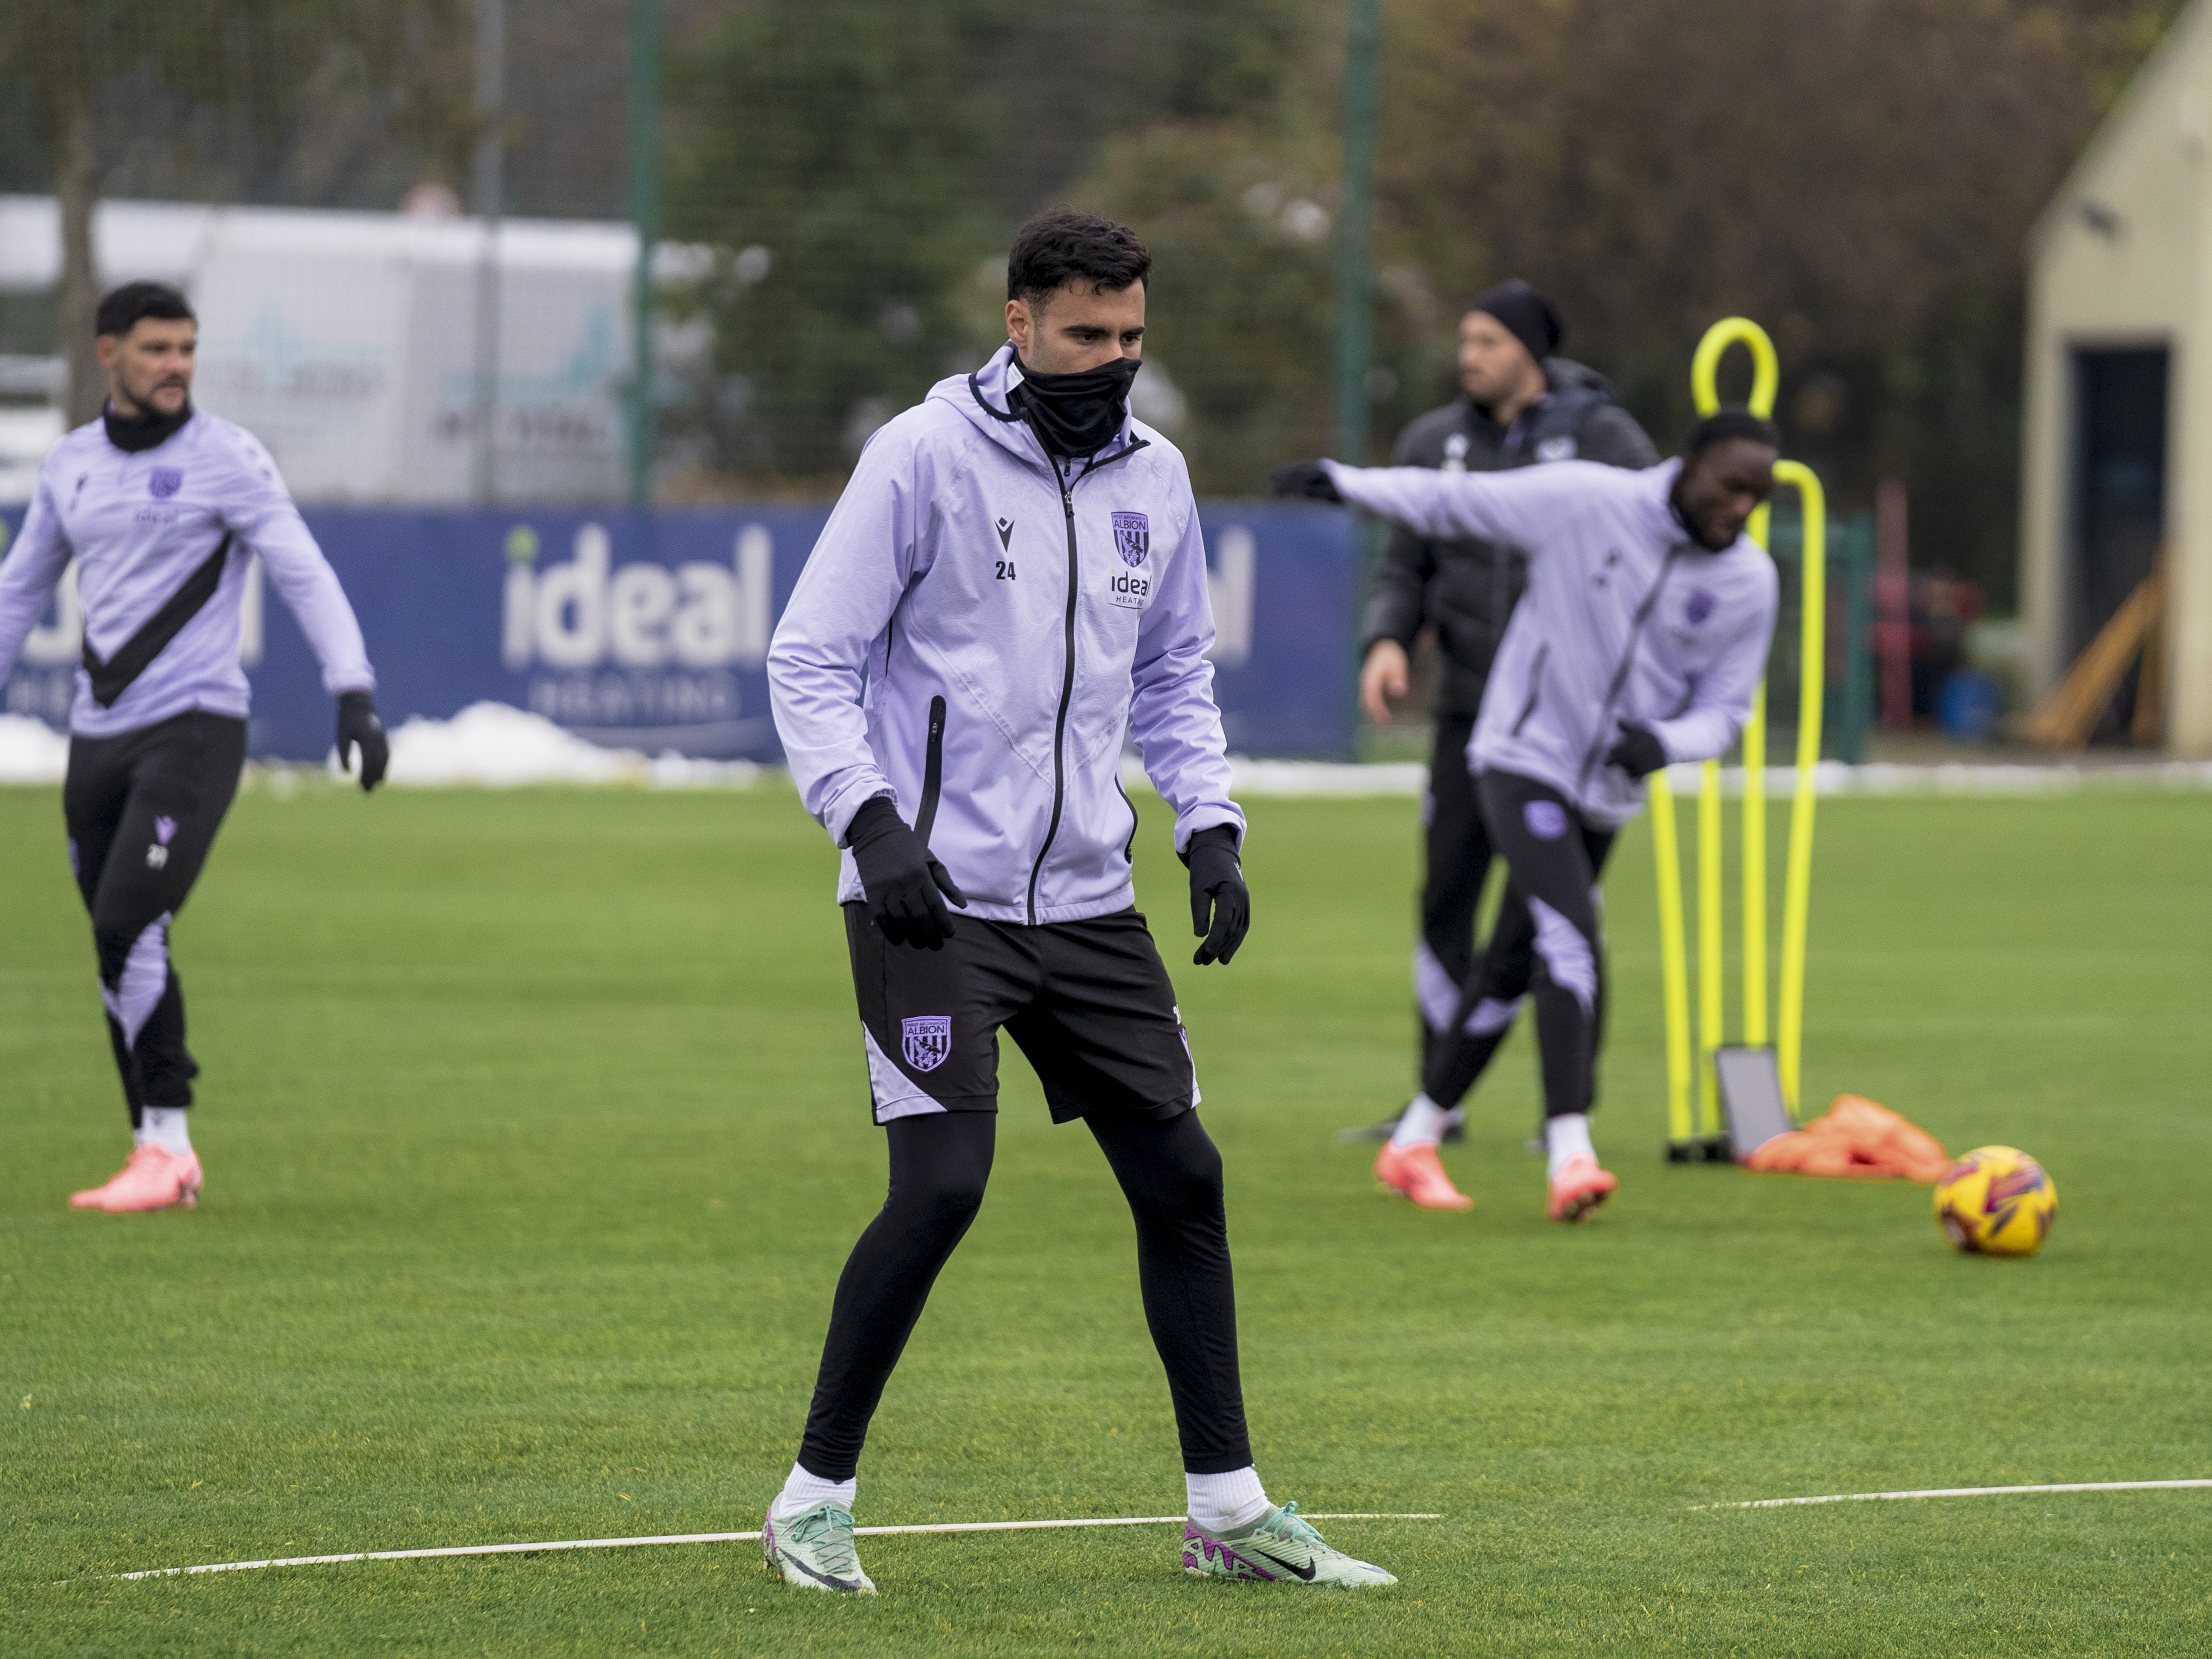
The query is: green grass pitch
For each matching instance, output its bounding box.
[3,778,2208,1655]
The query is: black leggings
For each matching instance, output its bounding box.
[797,1109,1251,1481]
[62,711,248,1124]
[1423,771,1615,1121]
[1416,714,1499,1076]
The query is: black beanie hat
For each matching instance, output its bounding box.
[1467,278,1563,365]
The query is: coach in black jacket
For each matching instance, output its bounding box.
[1357,280,1657,1132]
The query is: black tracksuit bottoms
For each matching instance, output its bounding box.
[796,907,1251,1483]
[1423,771,1616,1123]
[61,711,248,1124]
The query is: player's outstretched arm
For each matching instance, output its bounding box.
[0,472,75,686]
[1273,456,1586,551]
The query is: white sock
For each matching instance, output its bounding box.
[1545,1112,1594,1178]
[137,1107,193,1158]
[771,1462,856,1522]
[1186,1466,1271,1535]
[1390,1093,1449,1150]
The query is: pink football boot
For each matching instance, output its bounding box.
[1546,1152,1616,1223]
[1374,1140,1474,1211]
[69,1145,203,1213]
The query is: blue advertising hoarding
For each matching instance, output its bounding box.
[2,502,1358,760]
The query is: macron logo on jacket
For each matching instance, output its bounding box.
[768,345,1244,926]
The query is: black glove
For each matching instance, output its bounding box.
[1269,460,1342,503]
[1182,824,1250,966]
[336,691,388,792]
[1605,721,1669,780]
[847,794,967,950]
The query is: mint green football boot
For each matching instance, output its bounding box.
[762,1501,878,1594]
[1182,1501,1397,1587]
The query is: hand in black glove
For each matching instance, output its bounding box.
[336,690,388,792]
[847,794,967,950]
[1268,460,1342,503]
[1604,721,1669,780]
[1183,824,1250,966]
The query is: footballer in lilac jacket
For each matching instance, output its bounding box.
[0,282,386,1215]
[754,211,1396,1597]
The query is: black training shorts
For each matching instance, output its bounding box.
[843,903,1198,1127]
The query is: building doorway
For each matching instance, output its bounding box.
[2069,346,2167,739]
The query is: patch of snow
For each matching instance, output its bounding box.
[1122,755,1427,797]
[1661,759,2212,797]
[0,714,68,783]
[379,703,640,786]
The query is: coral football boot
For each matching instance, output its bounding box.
[1546,1152,1616,1223]
[1374,1141,1473,1212]
[69,1145,203,1213]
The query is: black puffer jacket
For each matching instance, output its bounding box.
[1360,358,1658,718]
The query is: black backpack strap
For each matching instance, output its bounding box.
[82,532,235,708]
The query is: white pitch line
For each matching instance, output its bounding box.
[1698,1479,2212,1511]
[113,1513,1443,1581]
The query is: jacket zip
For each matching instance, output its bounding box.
[915,694,946,848]
[1024,438,1149,926]
[1114,774,1139,863]
[1575,546,1685,792]
[1510,643,1549,736]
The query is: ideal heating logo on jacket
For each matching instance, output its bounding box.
[501,523,772,670]
[1107,511,1152,610]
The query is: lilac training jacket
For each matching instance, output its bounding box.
[769,344,1244,925]
[0,410,374,738]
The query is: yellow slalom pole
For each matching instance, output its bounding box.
[1690,319,1779,420]
[1648,770,1694,1147]
[1774,459,1825,1113]
[1741,681,1769,1046]
[1684,318,1778,1137]
[1741,499,1772,1050]
[1695,758,1724,1138]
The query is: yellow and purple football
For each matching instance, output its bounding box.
[1934,1146,2057,1258]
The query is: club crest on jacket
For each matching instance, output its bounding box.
[148,468,184,500]
[1112,511,1149,568]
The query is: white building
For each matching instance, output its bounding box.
[0,195,692,505]
[2020,0,2212,752]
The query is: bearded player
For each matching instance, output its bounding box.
[762,209,1395,1594]
[0,282,387,1213]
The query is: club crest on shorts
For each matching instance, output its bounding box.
[1524,799,1569,840]
[148,468,183,500]
[1111,510,1149,568]
[901,1015,952,1073]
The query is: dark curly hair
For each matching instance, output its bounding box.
[1006,208,1152,312]
[97,281,195,339]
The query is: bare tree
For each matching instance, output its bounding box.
[0,1,469,423]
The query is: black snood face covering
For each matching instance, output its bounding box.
[1009,352,1142,459]
[104,399,194,453]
